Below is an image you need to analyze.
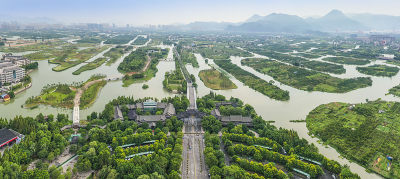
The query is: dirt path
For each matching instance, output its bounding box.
[126,55,151,76]
[73,79,104,107]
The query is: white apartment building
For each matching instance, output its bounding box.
[2,53,31,67]
[0,62,26,85]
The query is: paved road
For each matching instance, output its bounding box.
[182,117,208,179]
[187,82,197,110]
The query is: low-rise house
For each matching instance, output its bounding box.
[215,101,237,108]
[220,115,253,126]
[163,103,176,118]
[113,100,176,128]
[0,128,23,149]
[114,106,123,120]
[128,110,137,120]
[0,94,10,102]
[211,108,221,119]
[137,115,166,128]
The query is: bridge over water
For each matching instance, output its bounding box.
[72,73,124,126]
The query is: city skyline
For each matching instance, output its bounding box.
[2,0,400,26]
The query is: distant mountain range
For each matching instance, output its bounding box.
[170,10,400,33]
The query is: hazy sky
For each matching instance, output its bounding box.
[3,0,400,25]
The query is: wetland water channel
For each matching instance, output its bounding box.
[1,45,399,178]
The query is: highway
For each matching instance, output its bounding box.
[182,117,208,179]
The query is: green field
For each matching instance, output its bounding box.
[72,57,108,75]
[306,100,400,178]
[242,58,372,93]
[199,68,237,90]
[357,65,399,77]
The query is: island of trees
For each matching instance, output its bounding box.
[306,100,400,178]
[72,57,107,75]
[214,59,289,101]
[321,57,371,65]
[104,45,132,66]
[356,65,399,77]
[163,63,186,94]
[195,43,253,60]
[118,47,168,87]
[388,84,400,97]
[242,58,372,93]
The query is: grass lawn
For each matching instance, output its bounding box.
[199,68,237,90]
[24,84,76,109]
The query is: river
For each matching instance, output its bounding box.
[1,43,398,178]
